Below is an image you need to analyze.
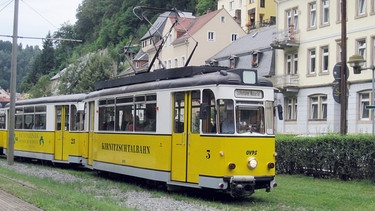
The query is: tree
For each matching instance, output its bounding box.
[195,0,217,16]
[58,51,112,94]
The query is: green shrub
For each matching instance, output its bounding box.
[276,134,375,182]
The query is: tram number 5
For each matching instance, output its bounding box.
[71,138,76,144]
[206,150,211,159]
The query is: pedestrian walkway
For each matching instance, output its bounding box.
[0,189,42,211]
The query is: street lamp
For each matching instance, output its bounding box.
[348,54,375,135]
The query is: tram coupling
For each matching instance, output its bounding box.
[227,176,255,198]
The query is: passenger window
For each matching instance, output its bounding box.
[218,99,235,134]
[202,89,216,134]
[191,90,201,133]
[174,92,185,133]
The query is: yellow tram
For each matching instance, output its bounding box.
[1,94,87,164]
[1,66,280,197]
[86,66,279,197]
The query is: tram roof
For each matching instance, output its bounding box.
[88,66,273,99]
[95,66,226,90]
[10,93,87,107]
[95,66,272,90]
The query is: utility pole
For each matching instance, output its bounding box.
[340,0,347,135]
[8,0,19,165]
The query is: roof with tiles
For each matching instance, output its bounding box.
[173,9,223,44]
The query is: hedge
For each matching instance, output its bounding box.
[276,134,375,182]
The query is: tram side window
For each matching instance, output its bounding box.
[99,95,157,132]
[143,103,156,131]
[15,106,46,130]
[218,99,235,134]
[174,92,185,133]
[24,107,34,129]
[116,104,133,131]
[0,112,5,129]
[98,99,115,131]
[202,89,216,134]
[35,106,46,129]
[191,90,201,133]
[15,107,24,129]
[70,105,85,131]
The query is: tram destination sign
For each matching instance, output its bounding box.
[365,105,375,109]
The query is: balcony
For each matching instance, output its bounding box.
[246,18,276,33]
[270,25,300,50]
[273,74,300,92]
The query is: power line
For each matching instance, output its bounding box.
[0,0,13,13]
[0,34,82,42]
[21,0,59,30]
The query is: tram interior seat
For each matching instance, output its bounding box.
[121,121,128,131]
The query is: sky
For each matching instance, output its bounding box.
[0,0,83,47]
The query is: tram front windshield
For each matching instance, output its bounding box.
[218,99,267,134]
[236,105,265,134]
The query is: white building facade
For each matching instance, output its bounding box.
[272,0,375,135]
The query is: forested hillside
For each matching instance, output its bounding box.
[0,0,216,98]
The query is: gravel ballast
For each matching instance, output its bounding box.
[0,159,221,210]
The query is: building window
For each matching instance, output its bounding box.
[293,54,298,74]
[357,0,366,16]
[310,95,327,120]
[293,9,299,30]
[174,58,178,68]
[181,56,185,67]
[372,37,375,65]
[287,10,292,27]
[208,31,215,41]
[230,1,234,10]
[359,92,371,120]
[168,60,171,69]
[285,97,297,121]
[309,2,317,28]
[309,49,316,74]
[286,8,298,30]
[260,0,265,8]
[322,0,330,25]
[231,33,238,42]
[372,0,375,13]
[321,46,329,73]
[286,55,291,74]
[357,39,367,65]
[286,53,298,75]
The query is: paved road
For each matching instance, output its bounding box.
[0,189,42,211]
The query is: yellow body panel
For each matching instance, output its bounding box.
[14,131,55,154]
[0,130,7,152]
[0,130,87,163]
[92,133,171,171]
[187,135,275,183]
[59,132,88,161]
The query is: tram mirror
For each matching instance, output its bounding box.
[199,103,209,119]
[277,104,283,120]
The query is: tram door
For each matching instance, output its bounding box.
[55,105,69,161]
[171,91,199,182]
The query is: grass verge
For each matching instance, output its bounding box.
[0,160,374,211]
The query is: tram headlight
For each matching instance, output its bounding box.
[247,157,258,169]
